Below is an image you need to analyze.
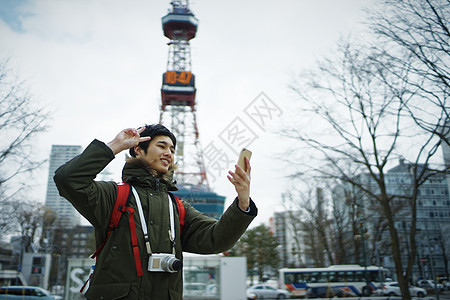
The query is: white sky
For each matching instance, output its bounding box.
[0,0,375,227]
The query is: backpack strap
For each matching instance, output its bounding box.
[82,183,135,293]
[91,182,130,259]
[123,205,143,276]
[90,183,143,277]
[169,192,185,234]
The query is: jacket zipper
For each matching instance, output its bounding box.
[155,178,160,192]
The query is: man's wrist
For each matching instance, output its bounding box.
[107,140,122,155]
[235,197,257,216]
[238,197,250,211]
[240,205,251,213]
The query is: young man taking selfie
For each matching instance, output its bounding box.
[54,124,257,300]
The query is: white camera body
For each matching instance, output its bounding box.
[148,253,182,273]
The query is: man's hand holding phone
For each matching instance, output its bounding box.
[227,148,252,211]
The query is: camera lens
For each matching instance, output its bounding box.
[171,259,183,272]
[162,256,183,273]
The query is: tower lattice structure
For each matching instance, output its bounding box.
[160,0,208,188]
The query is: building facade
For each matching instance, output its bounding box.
[173,184,225,219]
[364,159,450,280]
[273,211,302,268]
[45,145,82,229]
[48,225,94,291]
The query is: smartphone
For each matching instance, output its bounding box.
[237,148,252,171]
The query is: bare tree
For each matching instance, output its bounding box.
[0,198,20,240]
[331,181,376,266]
[285,207,305,267]
[368,0,450,143]
[283,183,337,267]
[299,188,330,267]
[16,202,48,252]
[329,185,353,265]
[436,224,450,280]
[0,58,50,239]
[283,32,449,296]
[279,192,305,267]
[368,0,450,295]
[38,206,57,251]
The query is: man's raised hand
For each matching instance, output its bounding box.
[107,127,151,155]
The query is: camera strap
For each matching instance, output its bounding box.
[131,186,176,255]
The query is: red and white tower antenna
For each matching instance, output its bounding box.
[160,0,208,187]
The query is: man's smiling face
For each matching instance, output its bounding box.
[136,135,175,175]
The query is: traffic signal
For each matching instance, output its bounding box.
[31,257,43,274]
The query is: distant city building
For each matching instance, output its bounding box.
[50,225,94,289]
[273,191,328,268]
[173,184,225,219]
[59,225,95,259]
[45,145,82,229]
[273,211,302,268]
[0,241,13,270]
[361,158,450,279]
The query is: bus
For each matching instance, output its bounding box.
[279,265,389,298]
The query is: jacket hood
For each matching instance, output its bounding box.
[122,156,178,191]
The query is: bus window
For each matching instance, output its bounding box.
[334,272,346,282]
[346,271,355,282]
[368,270,378,282]
[355,271,364,282]
[318,272,328,283]
[296,273,305,283]
[310,272,319,283]
[285,273,295,284]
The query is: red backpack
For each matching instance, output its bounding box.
[81,182,185,292]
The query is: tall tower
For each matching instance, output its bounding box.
[160,0,204,186]
[160,0,225,218]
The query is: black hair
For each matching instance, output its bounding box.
[129,124,177,157]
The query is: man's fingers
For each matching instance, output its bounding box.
[137,126,146,134]
[229,169,250,185]
[123,128,139,138]
[244,157,251,174]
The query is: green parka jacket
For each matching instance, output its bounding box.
[53,139,257,300]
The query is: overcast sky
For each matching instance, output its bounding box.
[0,0,375,227]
